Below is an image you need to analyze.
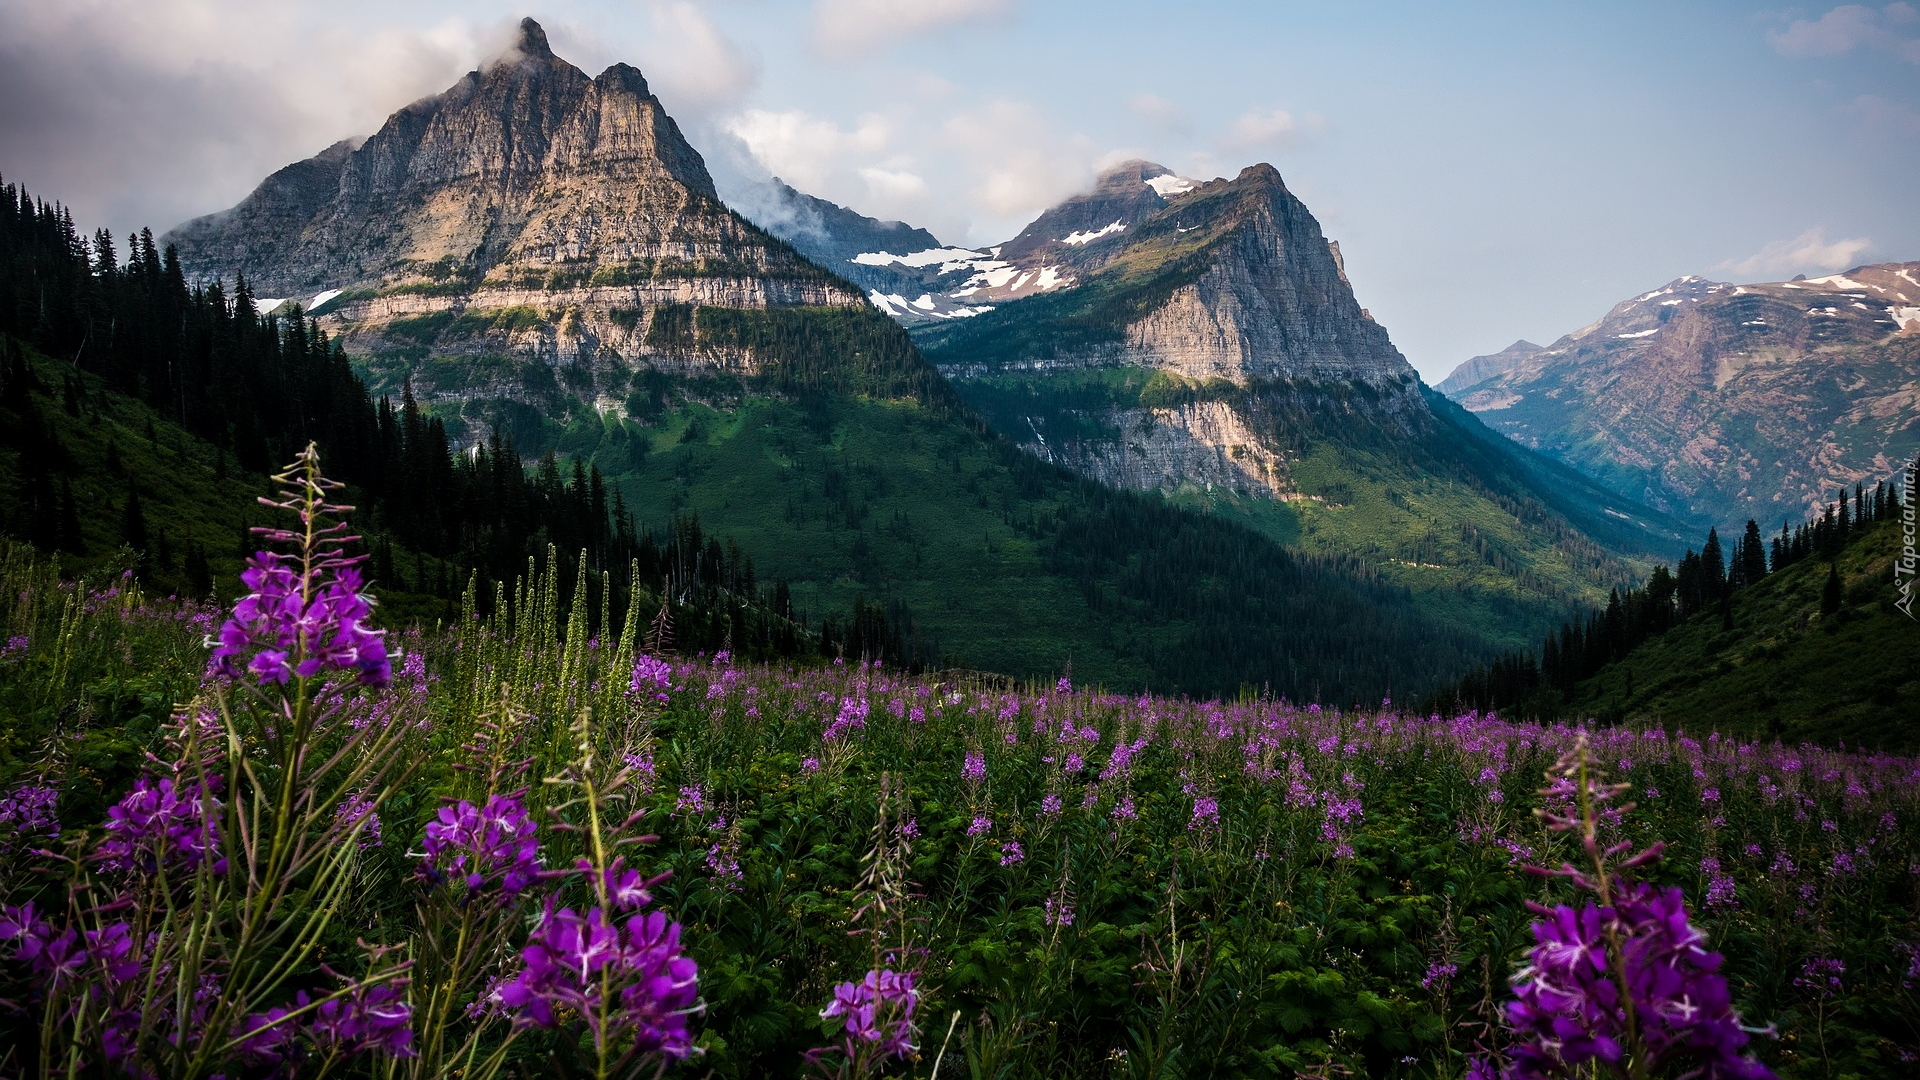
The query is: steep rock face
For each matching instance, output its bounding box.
[1026,400,1297,498]
[1444,265,1920,524]
[164,19,862,399]
[925,164,1432,497]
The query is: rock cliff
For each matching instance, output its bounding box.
[1442,266,1920,524]
[164,19,864,400]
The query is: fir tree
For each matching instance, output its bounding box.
[1820,562,1842,616]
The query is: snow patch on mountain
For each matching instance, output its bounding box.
[1061,221,1125,246]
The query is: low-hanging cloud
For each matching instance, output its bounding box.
[1769,4,1920,63]
[0,2,491,237]
[811,0,1016,60]
[1717,228,1873,279]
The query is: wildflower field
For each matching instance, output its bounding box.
[0,455,1916,1079]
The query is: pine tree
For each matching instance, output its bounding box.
[121,484,149,553]
[1820,562,1842,615]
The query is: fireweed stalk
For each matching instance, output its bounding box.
[487,708,703,1077]
[1476,734,1776,1080]
[807,772,922,1078]
[0,445,419,1078]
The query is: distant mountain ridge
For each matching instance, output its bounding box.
[1439,265,1920,525]
[748,160,1203,326]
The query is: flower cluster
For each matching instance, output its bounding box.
[94,774,226,876]
[418,794,540,896]
[0,783,60,845]
[819,968,918,1061]
[962,751,986,785]
[209,551,390,687]
[1505,882,1773,1080]
[495,903,701,1058]
[631,655,673,701]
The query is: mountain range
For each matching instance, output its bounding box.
[153,18,1539,698]
[1438,267,1920,527]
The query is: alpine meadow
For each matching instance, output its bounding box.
[0,6,1917,1080]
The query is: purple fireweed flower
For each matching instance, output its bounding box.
[819,969,918,1060]
[962,751,986,785]
[1794,957,1844,996]
[1044,895,1075,927]
[999,841,1024,866]
[1701,857,1736,910]
[1,634,26,660]
[675,784,708,818]
[0,783,60,844]
[630,655,673,701]
[705,841,743,891]
[312,978,415,1057]
[1038,793,1063,819]
[209,551,390,687]
[1422,961,1458,991]
[801,756,822,774]
[237,994,308,1067]
[336,791,382,849]
[1112,796,1137,822]
[419,794,540,896]
[494,903,701,1059]
[1189,796,1221,831]
[966,815,992,837]
[95,774,226,876]
[823,697,870,742]
[1504,882,1774,1080]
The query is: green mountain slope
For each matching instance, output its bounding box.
[1551,519,1920,750]
[915,166,1688,654]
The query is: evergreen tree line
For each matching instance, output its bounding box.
[1430,480,1909,717]
[0,179,947,670]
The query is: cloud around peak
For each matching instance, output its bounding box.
[1716,228,1873,279]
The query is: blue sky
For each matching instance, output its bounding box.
[1,1,1914,379]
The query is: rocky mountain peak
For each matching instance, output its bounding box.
[504,16,555,62]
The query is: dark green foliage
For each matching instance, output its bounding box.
[1432,482,1920,748]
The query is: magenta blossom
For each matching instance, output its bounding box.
[494,902,701,1059]
[818,968,918,1061]
[209,551,390,687]
[95,774,226,876]
[418,794,541,896]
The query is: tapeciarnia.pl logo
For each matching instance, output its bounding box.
[1898,454,1917,620]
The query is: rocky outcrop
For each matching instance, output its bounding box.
[1444,265,1920,523]
[163,19,862,400]
[1026,400,1298,498]
[922,163,1436,504]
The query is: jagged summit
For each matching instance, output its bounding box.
[165,20,742,296]
[503,16,555,62]
[162,21,863,395]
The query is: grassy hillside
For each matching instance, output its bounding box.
[548,389,1495,700]
[942,365,1685,655]
[1554,519,1920,750]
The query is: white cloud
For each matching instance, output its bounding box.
[858,166,929,200]
[1128,93,1186,125]
[725,109,894,190]
[0,1,486,235]
[625,2,760,110]
[1218,106,1320,151]
[1769,4,1920,62]
[811,0,1016,59]
[941,99,1095,220]
[1717,228,1873,278]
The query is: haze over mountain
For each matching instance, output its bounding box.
[1440,265,1920,527]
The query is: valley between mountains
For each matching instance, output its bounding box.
[144,20,1718,701]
